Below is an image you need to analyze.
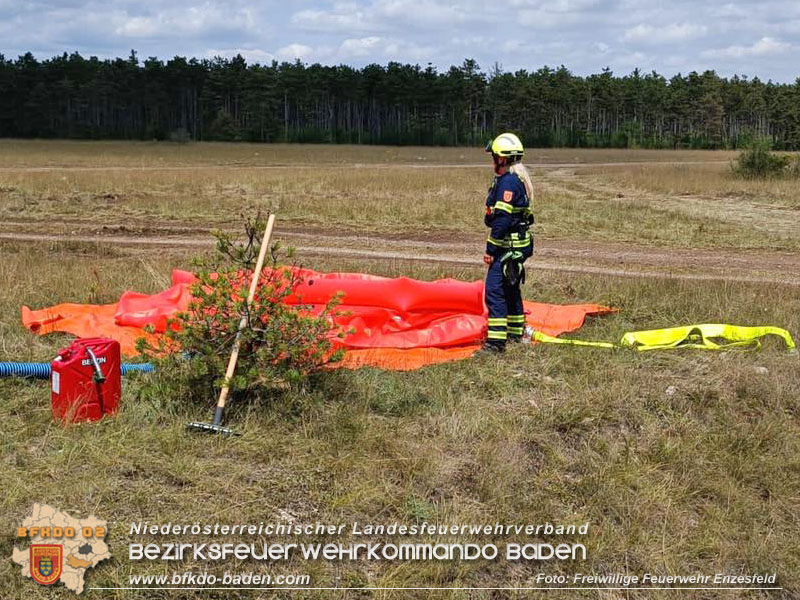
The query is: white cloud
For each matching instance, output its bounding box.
[449,34,488,47]
[510,0,600,10]
[268,36,436,65]
[374,0,473,23]
[612,51,648,69]
[518,9,587,28]
[2,0,800,81]
[113,4,256,39]
[623,23,708,44]
[502,40,528,53]
[291,3,376,33]
[383,39,437,62]
[512,0,603,28]
[337,36,381,58]
[275,43,314,62]
[115,16,155,37]
[290,0,486,34]
[702,36,793,58]
[205,48,275,63]
[776,19,800,35]
[710,3,749,18]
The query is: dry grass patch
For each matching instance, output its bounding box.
[1,141,794,252]
[4,163,797,252]
[585,161,800,208]
[1,142,799,597]
[1,244,799,598]
[0,140,737,169]
[0,166,489,231]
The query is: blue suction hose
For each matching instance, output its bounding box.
[0,362,154,379]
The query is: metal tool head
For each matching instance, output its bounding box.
[186,421,241,436]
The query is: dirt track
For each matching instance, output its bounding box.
[3,220,799,286]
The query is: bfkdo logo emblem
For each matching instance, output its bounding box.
[30,544,63,585]
[13,504,111,594]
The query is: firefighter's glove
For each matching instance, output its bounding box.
[500,250,526,286]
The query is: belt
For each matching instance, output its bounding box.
[487,231,532,249]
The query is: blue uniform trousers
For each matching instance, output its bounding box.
[485,242,532,344]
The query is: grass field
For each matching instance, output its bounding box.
[1,141,799,599]
[0,142,796,255]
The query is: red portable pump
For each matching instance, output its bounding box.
[51,337,121,423]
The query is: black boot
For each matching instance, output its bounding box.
[477,341,506,355]
[507,335,524,344]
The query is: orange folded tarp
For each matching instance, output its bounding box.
[22,269,614,371]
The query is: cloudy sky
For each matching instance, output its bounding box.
[1,0,799,81]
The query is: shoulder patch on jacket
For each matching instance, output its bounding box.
[503,190,513,202]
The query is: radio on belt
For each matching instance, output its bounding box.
[51,337,121,422]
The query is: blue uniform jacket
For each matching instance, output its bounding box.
[484,171,532,257]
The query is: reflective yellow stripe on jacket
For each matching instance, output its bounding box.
[492,202,532,216]
[487,232,532,249]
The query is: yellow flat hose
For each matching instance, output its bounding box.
[620,324,796,353]
[532,330,617,349]
[532,324,796,354]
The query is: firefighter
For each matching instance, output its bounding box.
[481,132,534,353]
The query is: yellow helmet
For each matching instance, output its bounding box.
[485,132,524,158]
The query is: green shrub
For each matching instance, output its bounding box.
[787,156,800,179]
[137,213,343,405]
[168,127,191,143]
[732,139,790,179]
